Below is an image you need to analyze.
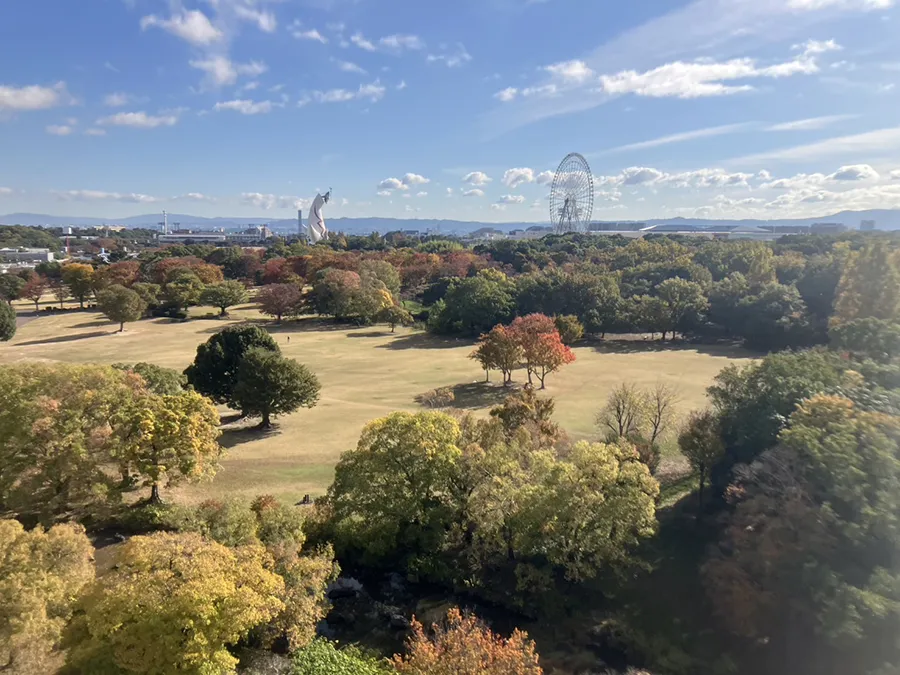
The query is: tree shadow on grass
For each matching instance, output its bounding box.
[346,330,394,339]
[590,336,748,357]
[219,420,281,449]
[378,332,475,351]
[72,318,113,329]
[15,330,112,346]
[448,381,512,410]
[197,317,353,335]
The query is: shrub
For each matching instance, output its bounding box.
[415,386,456,409]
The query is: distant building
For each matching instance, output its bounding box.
[810,222,846,234]
[158,233,228,245]
[861,220,877,232]
[226,225,274,243]
[0,247,55,264]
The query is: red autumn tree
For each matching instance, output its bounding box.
[470,325,523,385]
[21,274,48,311]
[392,607,543,675]
[94,261,141,291]
[262,258,301,285]
[151,257,223,286]
[257,283,304,323]
[509,314,575,388]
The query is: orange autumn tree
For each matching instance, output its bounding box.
[470,324,523,385]
[509,313,575,389]
[392,607,542,675]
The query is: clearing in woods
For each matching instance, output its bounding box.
[1,300,755,503]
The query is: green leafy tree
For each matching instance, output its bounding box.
[64,532,285,675]
[734,283,816,351]
[131,282,161,314]
[703,396,900,674]
[360,259,402,297]
[20,275,46,312]
[163,270,205,310]
[554,314,584,344]
[628,294,668,339]
[0,274,25,303]
[49,277,68,309]
[0,520,95,675]
[200,280,249,316]
[656,277,708,339]
[61,263,95,309]
[431,269,516,336]
[489,387,561,447]
[293,639,391,675]
[834,241,900,324]
[678,410,724,511]
[378,304,413,332]
[184,325,280,408]
[0,364,145,523]
[258,283,304,323]
[831,317,900,363]
[96,284,146,332]
[323,412,463,572]
[116,389,222,503]
[112,362,186,395]
[0,300,14,342]
[233,349,321,429]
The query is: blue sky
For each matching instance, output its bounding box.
[1,0,899,223]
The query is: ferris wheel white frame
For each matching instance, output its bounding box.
[549,152,594,234]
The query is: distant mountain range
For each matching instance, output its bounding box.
[2,209,900,233]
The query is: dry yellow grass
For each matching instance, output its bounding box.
[2,299,754,504]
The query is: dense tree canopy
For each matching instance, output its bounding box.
[200,280,249,316]
[61,264,95,309]
[258,283,304,323]
[0,300,15,341]
[185,325,280,408]
[96,284,146,331]
[233,349,321,428]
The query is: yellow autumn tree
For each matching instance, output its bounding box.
[64,532,285,675]
[392,607,543,675]
[0,519,95,675]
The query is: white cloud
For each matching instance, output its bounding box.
[292,22,328,43]
[377,190,392,197]
[176,192,215,202]
[462,189,485,197]
[427,44,472,67]
[46,124,72,136]
[97,111,178,129]
[891,170,900,180]
[502,168,535,189]
[463,171,492,186]
[732,126,900,164]
[0,82,70,111]
[241,193,310,210]
[494,87,518,102]
[397,80,407,90]
[84,128,106,136]
[103,92,133,107]
[55,190,160,203]
[402,173,429,186]
[351,32,377,51]
[787,0,894,10]
[446,187,454,196]
[498,194,526,204]
[214,99,274,114]
[620,167,666,185]
[333,59,366,74]
[190,56,267,86]
[829,164,879,180]
[600,122,753,154]
[490,204,506,211]
[234,6,276,33]
[794,38,842,55]
[0,187,12,196]
[544,59,594,83]
[536,171,554,185]
[140,9,222,46]
[766,114,857,131]
[312,80,386,104]
[380,34,425,51]
[417,191,428,197]
[377,178,406,191]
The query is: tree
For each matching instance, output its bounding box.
[0,363,146,523]
[645,382,679,447]
[61,263,95,309]
[131,282,161,314]
[678,410,724,512]
[294,639,390,675]
[96,284,146,332]
[596,382,675,472]
[629,295,668,339]
[554,314,584,344]
[489,387,561,447]
[323,412,463,571]
[93,260,140,291]
[834,241,900,324]
[117,389,222,503]
[0,273,25,303]
[0,300,14,342]
[257,283,304,323]
[470,324,522,385]
[64,532,285,675]
[830,317,900,363]
[655,277,708,339]
[598,382,647,439]
[308,268,362,320]
[49,277,68,309]
[430,269,517,336]
[20,275,46,312]
[734,283,816,351]
[392,607,543,675]
[0,520,95,675]
[200,280,248,316]
[185,325,280,408]
[703,397,900,673]
[509,314,572,388]
[360,259,402,297]
[112,362,186,395]
[233,349,321,429]
[163,270,204,310]
[378,304,413,332]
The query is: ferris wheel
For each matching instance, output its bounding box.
[549,152,594,233]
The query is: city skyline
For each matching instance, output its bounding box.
[1,0,899,223]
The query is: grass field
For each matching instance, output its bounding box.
[2,299,755,504]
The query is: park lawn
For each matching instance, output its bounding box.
[1,300,755,504]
